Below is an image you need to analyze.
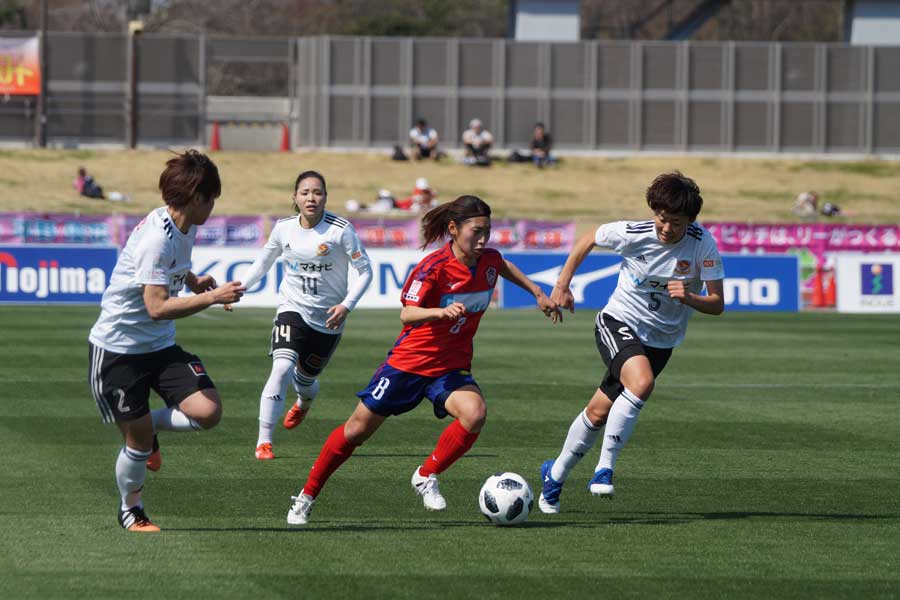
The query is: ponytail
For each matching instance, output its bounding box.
[420,195,491,249]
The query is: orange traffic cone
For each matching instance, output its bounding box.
[280,123,290,152]
[210,122,221,152]
[824,269,836,306]
[811,266,825,308]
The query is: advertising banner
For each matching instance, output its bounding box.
[0,212,122,245]
[835,253,900,313]
[0,37,40,95]
[706,222,900,259]
[122,214,268,247]
[188,247,429,309]
[500,252,799,312]
[352,219,422,249]
[0,245,118,304]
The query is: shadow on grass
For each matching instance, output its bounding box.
[163,510,898,533]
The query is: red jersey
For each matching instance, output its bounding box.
[387,243,504,377]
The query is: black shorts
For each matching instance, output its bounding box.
[88,343,216,424]
[269,311,341,376]
[594,312,672,401]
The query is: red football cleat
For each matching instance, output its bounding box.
[255,443,275,460]
[283,404,309,430]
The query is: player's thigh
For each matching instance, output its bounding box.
[357,363,429,417]
[585,387,614,426]
[88,342,153,425]
[271,312,341,376]
[152,345,218,417]
[443,385,487,430]
[594,312,648,398]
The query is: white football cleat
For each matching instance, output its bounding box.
[286,492,315,526]
[411,467,447,511]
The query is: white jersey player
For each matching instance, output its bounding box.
[539,171,726,514]
[241,170,373,460]
[87,151,245,532]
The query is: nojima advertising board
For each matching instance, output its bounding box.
[0,245,118,304]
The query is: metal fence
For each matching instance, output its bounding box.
[3,32,900,155]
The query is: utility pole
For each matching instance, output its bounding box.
[34,0,47,147]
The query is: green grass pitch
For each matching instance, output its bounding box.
[1,307,898,599]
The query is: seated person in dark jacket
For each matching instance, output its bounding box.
[530,123,554,168]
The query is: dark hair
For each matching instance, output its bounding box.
[77,167,86,176]
[294,170,327,195]
[416,118,427,127]
[420,195,491,249]
[646,171,703,221]
[158,149,220,208]
[534,122,544,129]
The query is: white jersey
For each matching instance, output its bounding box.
[596,220,724,349]
[409,126,437,147]
[244,212,372,334]
[89,207,195,354]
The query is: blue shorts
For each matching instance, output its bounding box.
[357,363,479,418]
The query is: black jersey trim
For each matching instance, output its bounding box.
[323,214,348,229]
[162,218,174,239]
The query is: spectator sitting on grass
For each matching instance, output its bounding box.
[409,119,440,161]
[74,167,105,199]
[530,123,555,168]
[462,118,493,166]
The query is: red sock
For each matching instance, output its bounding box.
[302,425,357,498]
[419,419,480,477]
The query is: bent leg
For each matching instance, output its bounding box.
[548,388,610,483]
[595,354,655,473]
[173,388,222,430]
[302,401,386,498]
[116,415,154,510]
[420,386,484,477]
[257,355,294,446]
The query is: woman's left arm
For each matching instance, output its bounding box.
[499,258,561,322]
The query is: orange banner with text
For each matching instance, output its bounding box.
[0,37,41,95]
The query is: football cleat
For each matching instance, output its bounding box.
[538,459,563,514]
[118,505,160,532]
[588,468,615,497]
[255,442,275,460]
[146,435,162,472]
[283,403,310,430]
[287,492,315,526]
[411,467,447,511]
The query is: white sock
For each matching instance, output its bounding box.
[292,367,319,411]
[257,356,294,446]
[151,407,201,432]
[595,388,645,472]
[550,409,602,482]
[116,446,151,510]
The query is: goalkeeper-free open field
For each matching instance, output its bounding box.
[1,307,897,599]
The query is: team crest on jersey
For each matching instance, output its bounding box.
[351,250,362,260]
[485,267,497,286]
[317,243,331,256]
[703,259,717,268]
[674,260,691,275]
[188,361,207,377]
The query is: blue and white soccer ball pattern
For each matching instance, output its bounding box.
[478,472,534,526]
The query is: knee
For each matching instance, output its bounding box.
[459,402,487,433]
[584,403,608,428]
[194,401,222,430]
[627,376,655,400]
[343,421,372,446]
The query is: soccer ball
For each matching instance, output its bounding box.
[478,472,533,526]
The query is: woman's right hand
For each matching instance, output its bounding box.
[210,281,246,306]
[440,302,466,320]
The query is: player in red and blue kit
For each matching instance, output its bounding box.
[286,195,560,525]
